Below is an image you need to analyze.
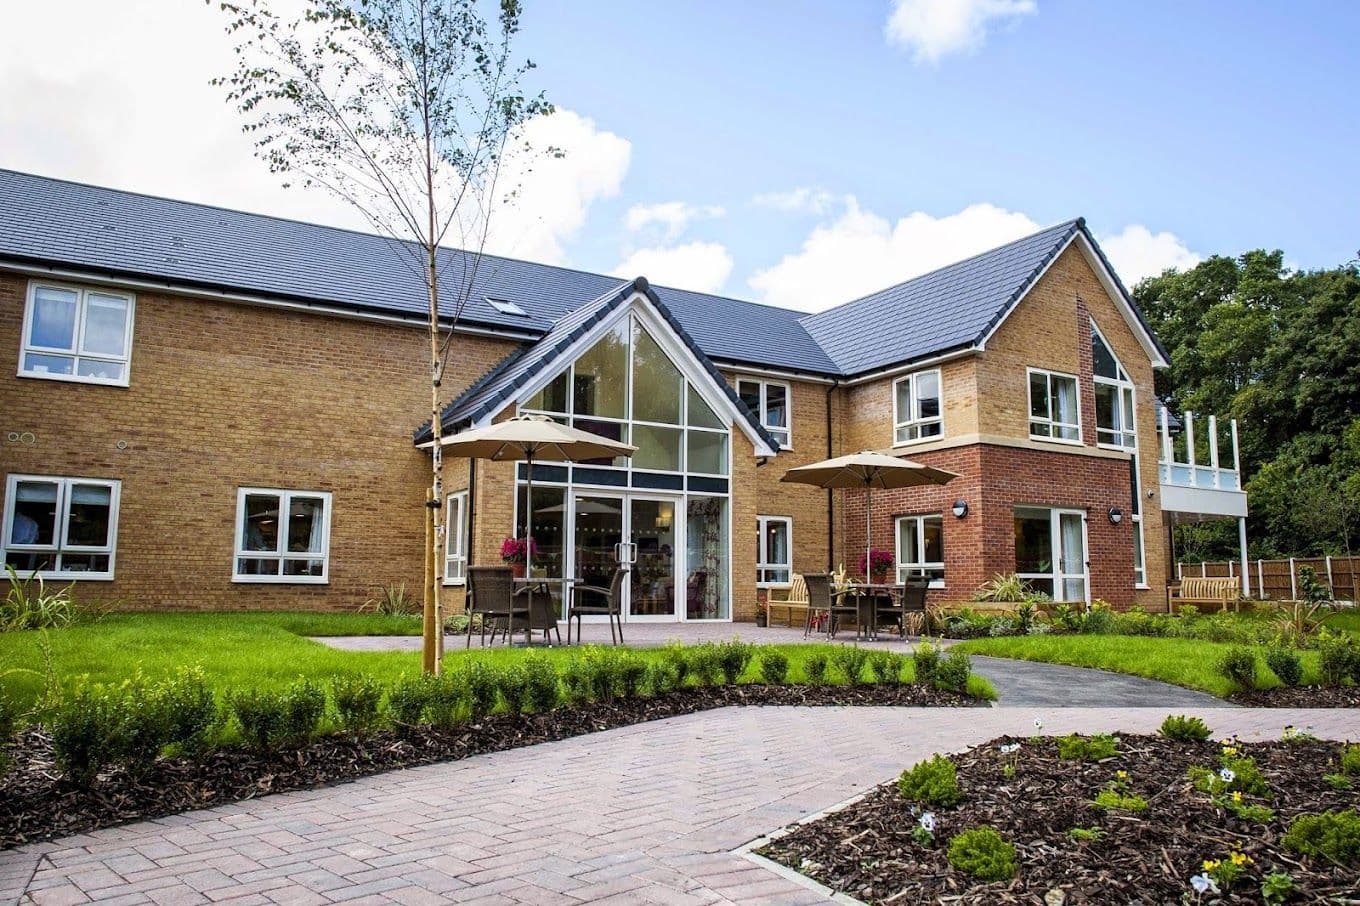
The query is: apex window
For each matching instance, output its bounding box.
[3,475,120,580]
[20,282,134,385]
[1028,368,1081,442]
[737,379,791,449]
[1091,322,1136,449]
[756,515,792,586]
[233,488,332,583]
[893,369,942,444]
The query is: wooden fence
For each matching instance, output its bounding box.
[1177,556,1360,602]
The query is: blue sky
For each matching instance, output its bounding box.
[1,1,1356,311]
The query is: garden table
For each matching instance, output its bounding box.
[513,577,567,646]
[844,583,903,640]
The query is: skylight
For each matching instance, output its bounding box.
[486,297,528,317]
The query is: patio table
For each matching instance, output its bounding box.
[843,583,903,640]
[513,577,568,646]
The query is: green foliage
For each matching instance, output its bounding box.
[684,643,723,687]
[1260,871,1295,905]
[912,642,941,687]
[1091,789,1147,812]
[462,661,498,718]
[1317,630,1360,687]
[831,646,870,686]
[1224,797,1275,823]
[661,643,691,687]
[47,680,125,786]
[715,640,753,685]
[897,754,962,807]
[520,654,560,712]
[1217,647,1260,691]
[331,674,384,733]
[946,827,1018,882]
[497,664,529,716]
[758,650,789,685]
[1081,601,1115,634]
[643,661,678,696]
[360,583,417,616]
[1265,646,1303,687]
[973,573,1046,605]
[3,566,80,632]
[1190,752,1268,797]
[388,674,432,730]
[1057,733,1119,762]
[1340,744,1360,776]
[425,671,465,729]
[1324,772,1353,790]
[867,650,905,685]
[1281,809,1360,866]
[934,650,972,694]
[1298,566,1333,605]
[1160,714,1212,743]
[803,652,828,685]
[617,652,647,698]
[1065,827,1103,842]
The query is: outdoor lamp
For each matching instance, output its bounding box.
[951,499,968,519]
[1108,507,1123,524]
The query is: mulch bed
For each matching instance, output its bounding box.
[1232,686,1360,708]
[0,682,979,850]
[758,733,1360,904]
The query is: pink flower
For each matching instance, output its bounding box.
[499,537,537,563]
[857,549,894,577]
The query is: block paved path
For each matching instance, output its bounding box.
[5,706,1359,905]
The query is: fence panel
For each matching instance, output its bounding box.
[1178,556,1360,601]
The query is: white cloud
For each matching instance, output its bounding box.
[0,1,628,266]
[1097,225,1202,287]
[623,201,724,240]
[885,0,1037,64]
[751,187,838,215]
[612,242,734,294]
[749,201,1043,312]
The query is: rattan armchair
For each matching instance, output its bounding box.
[566,565,627,645]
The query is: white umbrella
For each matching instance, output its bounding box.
[781,450,957,581]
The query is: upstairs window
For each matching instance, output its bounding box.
[3,475,120,580]
[444,491,468,583]
[234,488,332,583]
[893,369,942,444]
[1091,322,1136,449]
[756,515,792,586]
[1028,368,1081,442]
[20,282,134,386]
[737,379,791,448]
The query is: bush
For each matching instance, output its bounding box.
[388,674,433,731]
[1217,647,1260,691]
[897,754,963,807]
[617,652,648,698]
[1281,809,1360,866]
[497,664,529,716]
[463,661,499,719]
[946,827,1018,882]
[1081,601,1115,634]
[2,565,80,632]
[1317,631,1360,687]
[934,650,972,694]
[360,583,417,616]
[47,680,124,786]
[1160,714,1212,743]
[521,654,560,713]
[228,680,324,751]
[1265,647,1304,687]
[1057,733,1119,762]
[331,674,384,733]
[1091,789,1148,812]
[643,661,678,697]
[157,667,217,754]
[686,644,723,687]
[662,643,692,687]
[561,657,594,703]
[1341,744,1360,776]
[913,642,941,687]
[831,646,870,686]
[868,650,905,685]
[716,640,755,685]
[759,650,789,685]
[803,653,829,685]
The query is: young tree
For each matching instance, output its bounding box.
[213,0,550,673]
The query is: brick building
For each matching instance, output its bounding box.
[0,170,1248,620]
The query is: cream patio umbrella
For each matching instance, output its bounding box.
[781,450,957,581]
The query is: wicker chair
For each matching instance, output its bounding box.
[466,566,531,647]
[877,577,930,638]
[803,573,857,639]
[567,564,627,645]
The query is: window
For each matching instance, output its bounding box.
[20,282,134,385]
[3,475,120,579]
[1014,506,1088,602]
[486,297,528,316]
[895,515,944,587]
[233,488,332,582]
[893,369,942,444]
[737,379,791,448]
[1091,323,1136,449]
[1132,519,1147,587]
[1027,368,1081,442]
[444,491,468,584]
[756,515,792,586]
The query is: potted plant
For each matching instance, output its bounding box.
[499,537,536,579]
[755,600,769,627]
[858,549,894,584]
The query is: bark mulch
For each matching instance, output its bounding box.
[0,681,979,850]
[1231,686,1360,708]
[758,733,1360,904]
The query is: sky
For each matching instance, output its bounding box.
[1,0,1356,313]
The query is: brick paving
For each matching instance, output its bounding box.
[5,706,1359,905]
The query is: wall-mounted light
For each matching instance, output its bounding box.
[1108,507,1123,524]
[952,499,969,519]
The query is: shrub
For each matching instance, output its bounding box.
[1091,789,1148,812]
[497,665,529,717]
[934,650,972,694]
[1160,714,1212,743]
[897,754,963,807]
[560,657,594,703]
[759,650,789,685]
[686,644,723,687]
[1281,809,1360,866]
[47,680,124,786]
[360,583,417,616]
[1265,647,1304,687]
[1066,827,1103,843]
[715,640,754,685]
[946,827,1018,882]
[643,661,678,697]
[1298,565,1332,605]
[388,675,433,730]
[331,674,384,733]
[2,565,80,632]
[1052,603,1083,632]
[280,679,325,746]
[831,646,870,686]
[617,652,648,699]
[867,650,905,685]
[1341,744,1360,776]
[1057,733,1119,762]
[228,680,324,751]
[463,661,499,719]
[913,642,941,687]
[662,643,692,687]
[428,672,468,729]
[118,675,187,773]
[973,573,1043,604]
[1081,601,1115,634]
[1260,872,1295,905]
[1217,647,1260,691]
[803,653,828,685]
[1317,631,1360,687]
[521,654,560,713]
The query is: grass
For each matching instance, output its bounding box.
[0,612,994,710]
[953,634,1322,698]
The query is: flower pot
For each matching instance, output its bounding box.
[755,612,768,627]
[509,561,526,579]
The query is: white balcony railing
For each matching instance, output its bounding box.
[1158,409,1242,492]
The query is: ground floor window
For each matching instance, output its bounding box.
[757,515,792,586]
[3,474,120,579]
[1014,506,1088,603]
[895,514,944,587]
[1132,516,1147,587]
[444,491,468,584]
[234,488,331,582]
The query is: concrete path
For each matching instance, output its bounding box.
[5,707,1357,905]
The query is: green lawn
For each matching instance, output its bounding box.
[953,634,1322,698]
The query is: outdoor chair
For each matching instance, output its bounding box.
[804,573,858,639]
[768,573,809,627]
[879,577,929,638]
[466,566,531,647]
[567,564,627,645]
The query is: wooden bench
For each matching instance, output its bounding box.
[766,574,809,627]
[1168,577,1241,613]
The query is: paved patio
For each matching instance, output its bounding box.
[6,706,1357,905]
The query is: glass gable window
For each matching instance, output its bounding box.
[20,283,134,385]
[895,514,944,586]
[893,369,942,444]
[3,475,120,579]
[234,488,332,582]
[1091,323,1136,449]
[1028,368,1081,442]
[444,491,468,583]
[757,515,791,586]
[737,379,791,449]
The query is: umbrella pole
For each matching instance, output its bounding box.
[524,451,535,646]
[865,484,872,582]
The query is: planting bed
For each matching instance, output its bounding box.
[1232,686,1360,708]
[0,682,979,849]
[758,732,1360,903]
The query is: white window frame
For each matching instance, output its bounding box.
[443,490,469,585]
[756,515,792,587]
[18,281,135,387]
[892,368,943,446]
[1132,517,1148,588]
[1091,320,1137,450]
[232,487,333,584]
[2,474,121,580]
[737,378,792,450]
[1026,367,1082,444]
[894,514,945,588]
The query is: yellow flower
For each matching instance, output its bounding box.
[1221,745,1238,756]
[1232,791,1243,803]
[1202,859,1220,872]
[1230,852,1252,866]
[1116,770,1128,780]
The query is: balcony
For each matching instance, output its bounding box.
[1157,408,1247,520]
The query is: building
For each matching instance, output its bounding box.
[0,170,1248,620]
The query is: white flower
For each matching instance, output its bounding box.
[1034,718,1044,730]
[1219,768,1236,784]
[918,812,936,832]
[1000,743,1020,754]
[1190,874,1219,895]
